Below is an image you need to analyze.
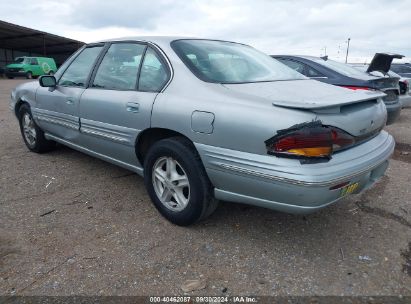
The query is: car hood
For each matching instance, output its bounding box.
[367,53,404,74]
[222,79,386,110]
[6,63,24,68]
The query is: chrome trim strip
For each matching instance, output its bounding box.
[219,156,391,187]
[34,115,78,130]
[81,127,130,144]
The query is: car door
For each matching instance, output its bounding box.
[29,58,41,76]
[78,42,170,168]
[34,45,105,142]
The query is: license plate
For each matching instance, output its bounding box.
[340,182,359,197]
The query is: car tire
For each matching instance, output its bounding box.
[26,72,32,79]
[7,76,14,79]
[48,71,54,76]
[143,137,218,226]
[18,104,55,153]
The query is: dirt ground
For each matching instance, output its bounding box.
[0,79,410,296]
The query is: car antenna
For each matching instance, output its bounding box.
[320,55,328,61]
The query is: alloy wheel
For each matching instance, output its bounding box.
[152,156,190,211]
[22,113,36,146]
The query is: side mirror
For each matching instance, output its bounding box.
[39,75,56,87]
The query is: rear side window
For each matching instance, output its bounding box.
[92,43,146,90]
[138,47,169,92]
[59,46,104,87]
[30,58,38,65]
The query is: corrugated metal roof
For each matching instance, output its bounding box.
[0,20,84,56]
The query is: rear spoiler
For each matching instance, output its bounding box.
[272,90,386,113]
[367,53,404,74]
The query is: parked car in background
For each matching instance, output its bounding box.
[5,56,57,79]
[272,54,402,124]
[397,75,411,108]
[391,63,411,79]
[351,64,411,108]
[10,37,394,225]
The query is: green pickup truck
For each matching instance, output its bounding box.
[5,56,57,79]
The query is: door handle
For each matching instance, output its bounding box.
[66,97,75,105]
[126,102,140,113]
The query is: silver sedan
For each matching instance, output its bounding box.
[10,37,394,225]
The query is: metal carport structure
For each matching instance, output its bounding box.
[0,20,84,68]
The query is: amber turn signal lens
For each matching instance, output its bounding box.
[265,122,355,160]
[287,147,332,157]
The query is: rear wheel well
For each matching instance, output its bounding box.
[136,128,196,164]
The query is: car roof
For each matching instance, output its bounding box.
[93,36,241,45]
[95,36,191,43]
[273,55,320,60]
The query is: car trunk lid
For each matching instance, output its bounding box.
[223,79,386,110]
[366,53,404,74]
[222,79,387,138]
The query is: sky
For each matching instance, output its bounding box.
[1,0,410,63]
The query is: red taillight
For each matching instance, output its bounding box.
[341,86,372,91]
[273,126,332,157]
[265,123,355,160]
[331,128,355,150]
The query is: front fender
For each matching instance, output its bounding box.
[11,81,39,117]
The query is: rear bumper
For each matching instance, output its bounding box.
[385,101,401,124]
[196,131,394,214]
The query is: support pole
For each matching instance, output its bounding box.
[345,38,351,63]
[43,34,46,56]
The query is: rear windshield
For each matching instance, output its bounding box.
[171,39,306,84]
[312,58,368,78]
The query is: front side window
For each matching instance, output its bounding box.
[92,43,146,90]
[59,46,103,87]
[138,47,169,92]
[171,39,306,84]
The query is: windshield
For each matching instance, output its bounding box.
[171,39,306,83]
[13,57,27,64]
[312,58,369,78]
